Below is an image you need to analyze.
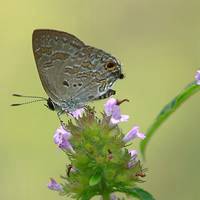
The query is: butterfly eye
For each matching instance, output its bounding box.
[105,62,116,71]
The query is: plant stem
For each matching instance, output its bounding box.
[140,81,200,159]
[101,173,110,200]
[102,192,110,200]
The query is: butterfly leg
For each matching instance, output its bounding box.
[95,89,116,100]
[57,110,65,126]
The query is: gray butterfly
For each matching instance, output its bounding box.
[29,29,124,117]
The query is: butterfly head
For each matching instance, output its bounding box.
[104,58,124,79]
[98,53,124,90]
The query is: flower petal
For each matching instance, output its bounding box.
[129,149,138,160]
[110,193,117,200]
[123,126,145,143]
[111,105,121,120]
[104,98,117,116]
[70,108,85,119]
[105,98,129,124]
[120,114,129,122]
[195,70,200,85]
[53,127,74,152]
[54,126,71,142]
[48,178,62,191]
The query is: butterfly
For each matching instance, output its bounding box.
[12,29,124,119]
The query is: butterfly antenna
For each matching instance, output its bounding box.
[12,93,47,100]
[11,99,46,107]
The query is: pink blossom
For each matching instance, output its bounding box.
[104,98,129,124]
[48,178,62,191]
[123,126,145,143]
[70,108,85,119]
[195,70,200,85]
[54,126,74,153]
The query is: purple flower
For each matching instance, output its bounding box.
[110,193,117,200]
[104,98,117,115]
[123,126,145,143]
[104,98,129,124]
[128,149,138,168]
[48,178,62,191]
[195,70,200,85]
[70,108,85,119]
[54,126,75,153]
[128,160,137,168]
[129,149,138,160]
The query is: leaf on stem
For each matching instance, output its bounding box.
[119,187,155,200]
[89,169,102,186]
[140,81,200,159]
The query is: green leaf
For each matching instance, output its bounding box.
[140,81,200,159]
[117,187,155,200]
[89,169,102,186]
[129,188,155,200]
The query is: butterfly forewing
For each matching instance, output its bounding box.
[32,29,87,104]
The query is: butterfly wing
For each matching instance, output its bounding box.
[32,29,121,111]
[32,29,109,110]
[32,29,87,104]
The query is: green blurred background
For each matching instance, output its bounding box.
[1,0,200,199]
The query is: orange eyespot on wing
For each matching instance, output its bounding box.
[105,61,117,71]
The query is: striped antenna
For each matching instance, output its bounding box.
[11,93,47,107]
[12,93,47,100]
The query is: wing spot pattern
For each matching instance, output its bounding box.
[63,80,70,87]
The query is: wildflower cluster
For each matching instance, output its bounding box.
[48,98,146,200]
